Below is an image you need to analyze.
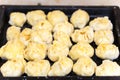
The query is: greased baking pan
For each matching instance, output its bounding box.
[0,5,120,80]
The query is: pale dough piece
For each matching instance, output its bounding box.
[6,26,20,41]
[20,28,32,46]
[9,12,26,27]
[0,39,25,60]
[25,60,50,76]
[53,31,72,48]
[24,42,47,61]
[73,56,97,76]
[94,30,114,45]
[89,16,113,31]
[47,10,68,26]
[69,42,94,60]
[32,20,53,32]
[95,43,119,60]
[48,41,69,62]
[70,9,90,28]
[48,56,73,76]
[30,29,52,44]
[71,26,94,43]
[96,60,120,76]
[26,10,46,26]
[53,21,74,35]
[0,59,26,77]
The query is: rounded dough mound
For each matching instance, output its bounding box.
[24,42,47,61]
[89,16,113,31]
[53,31,72,48]
[26,10,46,26]
[0,59,26,77]
[71,26,94,43]
[6,26,20,41]
[32,20,53,32]
[9,12,26,27]
[48,41,69,62]
[20,28,32,46]
[96,60,120,76]
[30,29,52,44]
[47,10,68,26]
[48,56,73,76]
[53,21,74,35]
[0,39,25,60]
[25,60,50,76]
[95,43,119,60]
[69,42,94,60]
[94,30,114,45]
[70,9,90,28]
[73,56,97,76]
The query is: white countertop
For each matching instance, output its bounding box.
[0,0,120,7]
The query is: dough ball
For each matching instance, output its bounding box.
[48,41,69,62]
[20,28,32,46]
[53,31,72,48]
[26,10,46,26]
[69,42,94,60]
[94,30,114,45]
[24,42,47,61]
[30,29,52,44]
[0,39,25,60]
[9,12,26,27]
[89,16,113,31]
[25,60,50,76]
[47,10,68,26]
[95,43,119,60]
[73,56,97,76]
[53,21,74,35]
[48,56,73,76]
[0,59,26,77]
[32,20,53,32]
[96,60,120,76]
[6,26,20,41]
[71,26,94,43]
[70,9,90,28]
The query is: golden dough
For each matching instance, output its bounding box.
[47,10,68,26]
[9,12,26,27]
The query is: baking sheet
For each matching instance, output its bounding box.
[0,5,120,80]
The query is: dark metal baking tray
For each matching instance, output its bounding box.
[0,5,120,80]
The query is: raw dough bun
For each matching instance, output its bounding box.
[96,60,120,76]
[26,10,46,26]
[95,43,119,60]
[70,9,90,28]
[69,42,94,60]
[30,29,52,44]
[53,21,74,35]
[94,30,114,45]
[53,31,72,48]
[47,10,68,26]
[24,42,47,61]
[20,28,32,46]
[32,20,53,32]
[73,56,97,76]
[9,12,26,27]
[0,39,25,60]
[0,59,26,77]
[71,26,94,43]
[48,56,73,76]
[48,41,69,62]
[25,60,50,76]
[6,26,20,41]
[89,16,113,31]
